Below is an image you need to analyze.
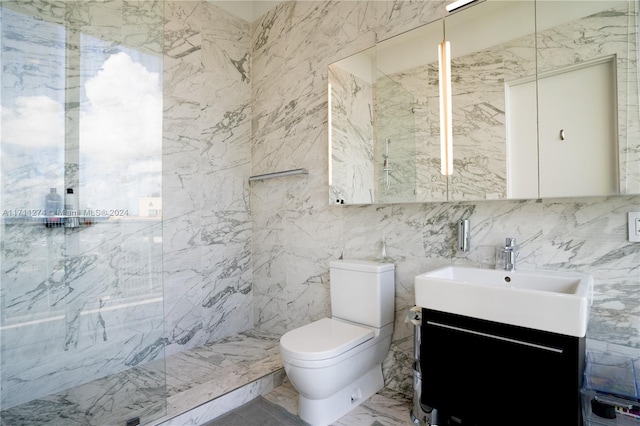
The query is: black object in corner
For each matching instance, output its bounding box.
[125,417,140,426]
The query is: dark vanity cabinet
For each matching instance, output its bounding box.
[420,309,585,426]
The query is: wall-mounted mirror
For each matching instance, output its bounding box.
[328,0,639,205]
[532,1,639,198]
[328,46,377,204]
[446,0,536,201]
[327,20,443,204]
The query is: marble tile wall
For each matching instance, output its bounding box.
[162,0,253,356]
[251,0,640,398]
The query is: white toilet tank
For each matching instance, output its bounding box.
[329,259,395,328]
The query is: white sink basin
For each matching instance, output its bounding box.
[415,266,593,337]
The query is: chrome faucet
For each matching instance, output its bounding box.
[502,237,518,271]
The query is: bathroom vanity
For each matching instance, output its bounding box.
[420,308,585,425]
[414,266,593,425]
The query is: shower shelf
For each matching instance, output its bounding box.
[248,168,308,182]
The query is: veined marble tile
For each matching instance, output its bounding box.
[540,196,640,346]
[0,359,167,426]
[162,0,253,357]
[156,371,285,426]
[151,330,283,425]
[1,221,164,409]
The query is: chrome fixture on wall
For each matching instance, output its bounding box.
[457,219,470,252]
[383,138,392,190]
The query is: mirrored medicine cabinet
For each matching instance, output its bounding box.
[328,0,640,205]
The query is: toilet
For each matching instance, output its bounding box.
[279,259,395,426]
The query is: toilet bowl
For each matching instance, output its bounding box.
[279,259,395,426]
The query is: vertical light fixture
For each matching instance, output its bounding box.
[328,82,333,186]
[439,0,476,175]
[438,21,453,176]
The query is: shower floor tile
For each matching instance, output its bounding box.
[1,329,283,426]
[162,329,282,398]
[152,329,284,424]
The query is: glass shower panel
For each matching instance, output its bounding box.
[1,2,165,425]
[375,70,417,203]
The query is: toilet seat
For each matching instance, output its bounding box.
[280,318,374,362]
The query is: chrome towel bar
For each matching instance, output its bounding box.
[248,168,309,182]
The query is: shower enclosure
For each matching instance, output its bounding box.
[1,1,166,424]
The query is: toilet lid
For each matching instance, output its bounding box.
[280,318,374,361]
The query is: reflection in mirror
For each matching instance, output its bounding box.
[329,0,640,205]
[446,0,536,201]
[375,21,447,202]
[329,47,376,204]
[534,1,639,197]
[375,22,445,202]
[329,22,444,205]
[376,72,416,203]
[329,1,538,204]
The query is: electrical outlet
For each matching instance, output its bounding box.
[629,212,640,242]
